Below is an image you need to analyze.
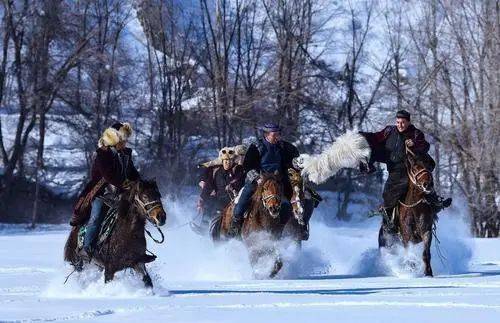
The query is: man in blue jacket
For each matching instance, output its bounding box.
[228,123,300,236]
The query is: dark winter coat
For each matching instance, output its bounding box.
[70,147,140,226]
[360,125,435,172]
[243,138,300,199]
[243,139,300,175]
[200,164,244,203]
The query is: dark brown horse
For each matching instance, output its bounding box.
[220,173,284,278]
[379,147,435,276]
[64,179,167,287]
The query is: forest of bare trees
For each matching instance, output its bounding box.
[0,0,498,236]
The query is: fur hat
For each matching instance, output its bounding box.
[111,122,133,141]
[219,147,236,161]
[98,122,133,147]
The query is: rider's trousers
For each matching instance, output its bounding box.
[383,167,409,209]
[233,181,256,221]
[84,198,104,250]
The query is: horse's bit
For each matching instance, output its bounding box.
[134,195,163,219]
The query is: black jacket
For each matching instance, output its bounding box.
[360,125,435,172]
[243,139,300,175]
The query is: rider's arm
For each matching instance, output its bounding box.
[200,166,215,200]
[126,149,140,181]
[242,144,260,173]
[360,126,392,148]
[360,126,393,166]
[412,129,430,155]
[283,141,300,170]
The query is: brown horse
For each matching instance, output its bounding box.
[64,179,167,287]
[220,173,284,278]
[379,148,435,276]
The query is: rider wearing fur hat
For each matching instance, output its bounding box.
[228,123,300,236]
[71,122,139,257]
[196,147,244,234]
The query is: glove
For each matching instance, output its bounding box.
[245,169,260,184]
[359,160,375,174]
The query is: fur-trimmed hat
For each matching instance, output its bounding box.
[219,147,236,161]
[98,122,133,147]
[111,122,133,140]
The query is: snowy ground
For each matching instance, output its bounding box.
[1,198,499,322]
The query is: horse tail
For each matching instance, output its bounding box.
[64,226,79,263]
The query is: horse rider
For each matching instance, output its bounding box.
[227,123,300,237]
[70,122,139,258]
[196,147,245,232]
[360,110,452,229]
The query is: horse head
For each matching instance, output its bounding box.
[259,172,282,219]
[406,153,433,195]
[288,168,305,225]
[130,179,167,227]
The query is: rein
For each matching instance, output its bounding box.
[399,198,427,208]
[144,225,165,244]
[134,195,163,218]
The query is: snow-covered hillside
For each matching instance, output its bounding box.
[1,195,498,322]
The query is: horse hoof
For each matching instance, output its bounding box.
[269,259,283,278]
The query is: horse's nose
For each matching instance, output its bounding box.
[270,205,280,215]
[157,210,167,226]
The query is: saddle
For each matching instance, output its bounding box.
[77,204,119,250]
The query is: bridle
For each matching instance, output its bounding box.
[260,178,282,217]
[262,193,280,208]
[134,195,163,219]
[406,146,434,194]
[401,146,433,209]
[130,182,165,243]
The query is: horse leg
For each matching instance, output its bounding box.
[134,262,153,288]
[104,266,115,283]
[270,255,283,279]
[378,225,386,248]
[422,231,433,277]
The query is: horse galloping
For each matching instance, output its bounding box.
[64,179,167,287]
[378,147,436,276]
[220,173,285,278]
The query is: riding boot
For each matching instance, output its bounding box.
[228,181,255,237]
[425,191,452,213]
